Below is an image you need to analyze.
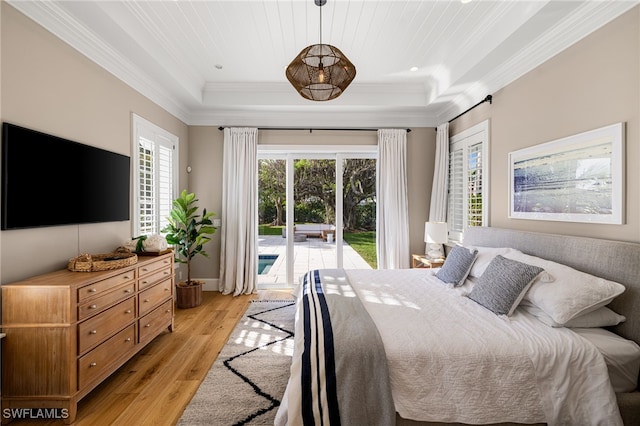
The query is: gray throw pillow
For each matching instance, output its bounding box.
[435,246,478,286]
[468,255,544,316]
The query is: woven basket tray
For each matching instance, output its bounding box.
[68,252,138,272]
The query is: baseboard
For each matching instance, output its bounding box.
[198,278,220,292]
[194,278,293,292]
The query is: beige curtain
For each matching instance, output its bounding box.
[219,127,258,295]
[376,129,410,269]
[429,122,449,222]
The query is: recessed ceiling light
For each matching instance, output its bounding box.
[461,0,472,4]
[410,66,419,72]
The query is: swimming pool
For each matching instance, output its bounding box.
[258,254,278,274]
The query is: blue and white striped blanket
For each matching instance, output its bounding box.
[276,269,395,426]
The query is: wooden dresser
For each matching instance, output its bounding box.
[1,253,174,424]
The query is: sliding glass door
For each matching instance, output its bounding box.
[257,158,288,287]
[341,158,377,269]
[257,146,376,287]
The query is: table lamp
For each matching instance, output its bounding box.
[424,222,447,259]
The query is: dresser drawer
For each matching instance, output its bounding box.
[139,278,173,316]
[138,257,173,278]
[78,282,136,321]
[138,266,173,291]
[77,269,136,302]
[78,324,136,390]
[139,299,173,344]
[78,297,136,354]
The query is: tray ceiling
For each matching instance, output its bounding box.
[9,0,638,127]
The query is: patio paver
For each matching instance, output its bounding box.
[257,235,372,288]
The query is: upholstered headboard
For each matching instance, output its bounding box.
[463,227,640,346]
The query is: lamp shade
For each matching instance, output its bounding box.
[424,222,448,244]
[286,44,356,101]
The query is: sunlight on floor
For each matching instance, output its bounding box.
[235,322,294,356]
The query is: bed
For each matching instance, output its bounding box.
[275,227,640,426]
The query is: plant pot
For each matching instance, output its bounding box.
[175,280,203,309]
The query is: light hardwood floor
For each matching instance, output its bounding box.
[7,289,294,426]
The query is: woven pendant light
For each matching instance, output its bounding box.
[285,0,356,101]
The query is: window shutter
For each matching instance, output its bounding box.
[467,142,483,228]
[447,120,488,243]
[448,147,464,241]
[138,137,156,236]
[132,114,178,237]
[157,141,174,233]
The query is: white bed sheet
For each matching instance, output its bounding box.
[345,268,622,426]
[571,327,640,393]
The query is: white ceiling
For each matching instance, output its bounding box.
[9,0,639,128]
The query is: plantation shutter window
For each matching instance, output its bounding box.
[447,121,489,243]
[132,114,178,237]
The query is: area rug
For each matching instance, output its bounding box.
[178,300,296,426]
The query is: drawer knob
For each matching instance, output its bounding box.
[145,324,151,328]
[166,309,171,313]
[142,268,148,272]
[124,289,132,293]
[125,309,132,314]
[89,304,97,309]
[125,337,131,342]
[90,330,97,335]
[89,288,97,293]
[124,275,131,279]
[144,299,150,303]
[90,362,97,367]
[165,288,169,291]
[142,280,148,285]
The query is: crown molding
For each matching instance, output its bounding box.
[186,107,437,128]
[202,81,427,95]
[8,0,192,124]
[201,81,429,109]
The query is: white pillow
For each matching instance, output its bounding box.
[504,251,626,324]
[520,302,626,328]
[465,246,521,278]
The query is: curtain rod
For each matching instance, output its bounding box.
[218,126,411,133]
[448,95,493,124]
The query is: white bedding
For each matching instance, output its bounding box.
[572,327,640,393]
[344,268,623,425]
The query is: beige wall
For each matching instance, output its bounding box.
[450,6,640,244]
[0,3,189,283]
[186,127,436,280]
[186,126,224,281]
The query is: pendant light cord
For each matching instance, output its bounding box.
[319,0,322,48]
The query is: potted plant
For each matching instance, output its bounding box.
[162,189,216,308]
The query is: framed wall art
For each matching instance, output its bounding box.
[508,122,625,224]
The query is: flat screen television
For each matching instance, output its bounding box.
[2,122,130,230]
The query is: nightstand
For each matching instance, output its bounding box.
[412,254,445,268]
